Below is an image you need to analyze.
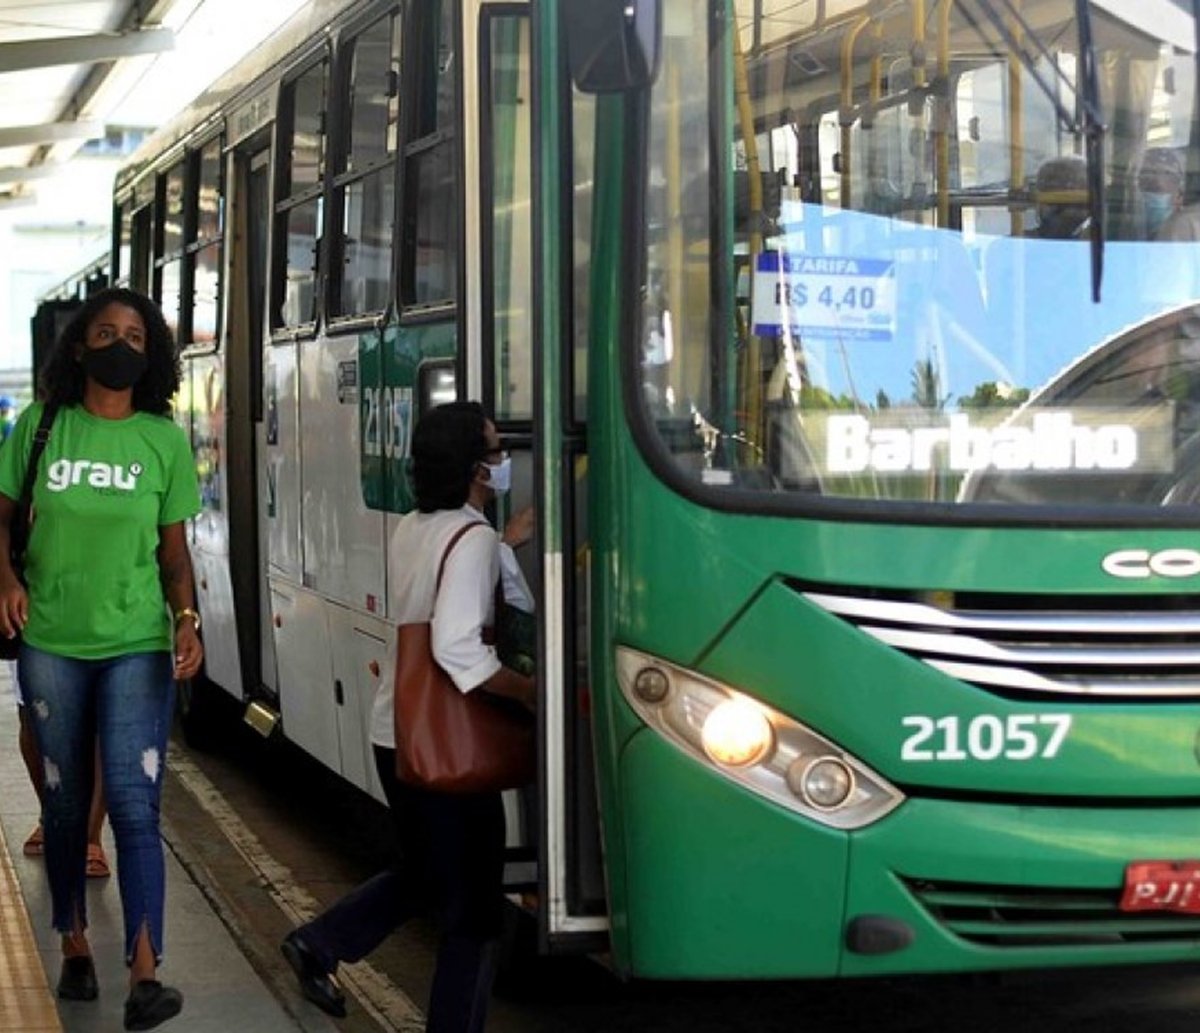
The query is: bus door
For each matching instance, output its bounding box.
[538,28,609,953]
[223,135,275,704]
[469,0,608,949]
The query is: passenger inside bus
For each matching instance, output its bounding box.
[1137,146,1200,242]
[1129,147,1200,333]
[1031,156,1091,240]
[981,155,1116,394]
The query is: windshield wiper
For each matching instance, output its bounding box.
[1076,0,1106,303]
[970,0,1108,301]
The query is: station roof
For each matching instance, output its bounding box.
[0,2,178,207]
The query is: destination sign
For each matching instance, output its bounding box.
[807,408,1175,476]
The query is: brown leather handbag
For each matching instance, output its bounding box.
[394,522,535,794]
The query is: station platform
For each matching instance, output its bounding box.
[0,673,337,1033]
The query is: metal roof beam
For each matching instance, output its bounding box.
[0,29,175,74]
[39,3,182,166]
[0,164,62,186]
[0,192,37,212]
[0,122,105,148]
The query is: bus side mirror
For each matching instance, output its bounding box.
[565,0,661,93]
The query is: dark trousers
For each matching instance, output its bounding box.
[297,745,506,1033]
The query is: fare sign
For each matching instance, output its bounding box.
[1119,860,1200,914]
[752,254,896,342]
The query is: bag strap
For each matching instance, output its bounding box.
[18,404,59,509]
[434,521,490,594]
[11,404,59,552]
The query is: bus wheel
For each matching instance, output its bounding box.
[177,671,223,750]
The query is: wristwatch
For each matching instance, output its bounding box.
[174,607,202,632]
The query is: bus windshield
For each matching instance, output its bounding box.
[639,0,1200,511]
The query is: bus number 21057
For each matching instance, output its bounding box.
[901,714,1072,762]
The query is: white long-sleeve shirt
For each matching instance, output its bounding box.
[370,504,526,749]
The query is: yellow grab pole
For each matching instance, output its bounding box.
[733,20,764,450]
[871,21,883,104]
[840,15,872,209]
[937,0,954,227]
[1008,0,1024,235]
[912,0,927,88]
[911,0,929,221]
[733,25,762,257]
[666,60,684,403]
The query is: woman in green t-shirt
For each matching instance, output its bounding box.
[0,287,203,1032]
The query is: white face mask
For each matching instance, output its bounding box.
[483,455,511,494]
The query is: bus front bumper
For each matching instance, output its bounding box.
[617,730,1200,978]
[842,795,1200,976]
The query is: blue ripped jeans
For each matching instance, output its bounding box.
[19,644,175,963]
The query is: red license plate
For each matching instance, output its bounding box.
[1119,861,1200,914]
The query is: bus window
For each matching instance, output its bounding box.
[192,244,221,345]
[572,92,596,424]
[281,200,322,328]
[190,137,223,345]
[157,161,186,339]
[126,175,156,295]
[196,138,222,243]
[485,13,533,421]
[274,58,328,330]
[160,260,183,342]
[332,10,400,320]
[291,63,325,191]
[163,162,185,257]
[130,205,153,296]
[400,0,457,308]
[115,202,133,286]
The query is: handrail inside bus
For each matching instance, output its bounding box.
[937,0,955,227]
[733,16,765,454]
[838,15,872,212]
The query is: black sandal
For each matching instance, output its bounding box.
[57,955,98,1000]
[123,980,183,1031]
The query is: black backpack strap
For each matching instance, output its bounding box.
[11,403,59,553]
[19,404,58,502]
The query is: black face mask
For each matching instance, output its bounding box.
[80,339,148,391]
[1037,205,1091,240]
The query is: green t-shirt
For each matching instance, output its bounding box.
[0,403,201,659]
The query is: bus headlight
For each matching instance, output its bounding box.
[617,646,904,830]
[789,756,854,810]
[701,699,774,767]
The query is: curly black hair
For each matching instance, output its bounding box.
[411,401,490,513]
[40,287,181,416]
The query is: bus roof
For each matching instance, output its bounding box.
[114,0,373,193]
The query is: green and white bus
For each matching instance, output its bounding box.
[112,0,1200,980]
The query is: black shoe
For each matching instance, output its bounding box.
[123,980,183,1031]
[280,930,347,1018]
[57,955,98,1001]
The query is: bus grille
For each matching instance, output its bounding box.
[904,877,1200,947]
[799,586,1200,700]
